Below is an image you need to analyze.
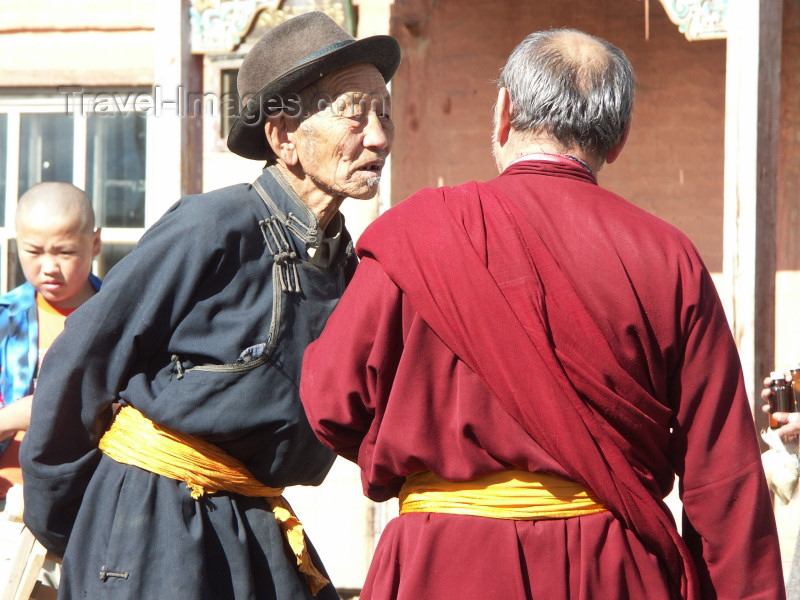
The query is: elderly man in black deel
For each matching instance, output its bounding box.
[20,12,399,600]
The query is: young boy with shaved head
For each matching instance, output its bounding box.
[0,182,101,497]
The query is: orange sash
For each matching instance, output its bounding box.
[400,469,606,520]
[99,405,329,595]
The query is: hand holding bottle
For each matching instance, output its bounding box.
[762,369,800,444]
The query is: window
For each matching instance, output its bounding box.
[220,68,240,141]
[19,113,74,194]
[0,91,148,291]
[86,112,146,228]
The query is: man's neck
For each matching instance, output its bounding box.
[272,162,345,231]
[497,135,603,174]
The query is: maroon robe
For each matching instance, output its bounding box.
[300,158,784,600]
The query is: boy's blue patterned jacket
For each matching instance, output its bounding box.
[0,274,102,407]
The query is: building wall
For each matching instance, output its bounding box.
[388,0,727,271]
[0,1,160,286]
[0,1,155,86]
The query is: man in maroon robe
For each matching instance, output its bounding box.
[300,28,784,600]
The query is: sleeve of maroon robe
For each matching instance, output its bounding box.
[667,265,780,597]
[300,172,783,599]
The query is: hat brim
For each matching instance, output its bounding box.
[227,35,401,161]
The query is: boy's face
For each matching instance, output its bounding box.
[16,215,101,310]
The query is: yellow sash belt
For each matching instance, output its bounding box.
[98,405,329,595]
[400,470,607,520]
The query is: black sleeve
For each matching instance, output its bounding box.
[20,197,226,554]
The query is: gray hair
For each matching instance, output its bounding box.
[498,29,634,160]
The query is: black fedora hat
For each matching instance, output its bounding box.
[227,11,401,161]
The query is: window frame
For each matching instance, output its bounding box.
[0,89,151,292]
[205,57,242,151]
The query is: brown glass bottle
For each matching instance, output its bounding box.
[769,370,795,429]
[791,363,800,412]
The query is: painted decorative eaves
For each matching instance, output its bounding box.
[659,0,728,40]
[189,0,349,54]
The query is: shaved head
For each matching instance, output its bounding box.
[16,182,95,235]
[15,182,100,309]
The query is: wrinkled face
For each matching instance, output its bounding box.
[17,215,100,310]
[293,63,394,200]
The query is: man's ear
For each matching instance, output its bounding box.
[605,120,631,165]
[264,115,298,166]
[493,87,513,149]
[91,228,102,257]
